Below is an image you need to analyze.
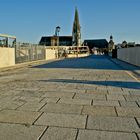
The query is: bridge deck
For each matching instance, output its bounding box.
[0,55,140,140]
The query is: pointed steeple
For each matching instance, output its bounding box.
[72,7,81,46]
[73,7,80,32]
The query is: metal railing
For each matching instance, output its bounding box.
[15,42,45,64]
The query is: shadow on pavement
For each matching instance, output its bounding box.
[38,79,140,90]
[33,55,140,71]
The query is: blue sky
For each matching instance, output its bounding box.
[0,0,140,44]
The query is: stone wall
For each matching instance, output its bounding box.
[0,47,15,68]
[45,49,56,60]
[117,47,140,67]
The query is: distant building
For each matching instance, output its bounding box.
[39,8,89,57]
[83,39,108,53]
[39,36,72,46]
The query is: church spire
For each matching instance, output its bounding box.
[73,7,80,32]
[72,7,81,46]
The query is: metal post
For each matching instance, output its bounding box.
[56,26,61,58]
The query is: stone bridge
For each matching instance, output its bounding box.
[0,55,140,140]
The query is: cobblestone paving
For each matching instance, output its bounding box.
[0,55,140,140]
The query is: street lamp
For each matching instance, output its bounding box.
[55,26,61,58]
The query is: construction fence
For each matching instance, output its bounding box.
[15,43,45,63]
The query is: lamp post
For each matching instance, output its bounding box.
[56,26,61,58]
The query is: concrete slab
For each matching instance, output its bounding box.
[86,89,108,94]
[40,127,77,140]
[16,96,43,103]
[41,103,83,114]
[0,101,25,110]
[0,110,41,125]
[40,97,59,103]
[75,93,106,100]
[82,106,117,117]
[0,123,46,140]
[119,101,138,107]
[17,102,45,111]
[35,113,87,129]
[107,94,125,101]
[124,95,140,102]
[87,116,139,132]
[42,92,75,98]
[58,98,92,105]
[77,129,137,140]
[116,107,140,117]
[92,100,120,107]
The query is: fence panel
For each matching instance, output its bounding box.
[15,43,45,63]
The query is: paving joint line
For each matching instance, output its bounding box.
[56,98,61,103]
[38,103,48,112]
[114,106,118,116]
[75,129,79,140]
[32,112,44,125]
[135,132,140,140]
[123,95,127,101]
[118,100,121,107]
[72,93,76,99]
[135,101,140,108]
[134,117,140,128]
[105,94,107,101]
[91,99,93,105]
[84,127,138,133]
[15,102,27,110]
[37,126,49,140]
[80,106,84,115]
[125,71,140,83]
[85,115,89,129]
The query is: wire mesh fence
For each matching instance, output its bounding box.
[15,42,45,64]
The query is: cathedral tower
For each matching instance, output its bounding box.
[72,8,81,46]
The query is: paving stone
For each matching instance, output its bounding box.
[74,93,106,100]
[0,123,46,140]
[16,96,43,103]
[77,129,137,140]
[107,94,125,101]
[129,90,140,95]
[41,103,83,114]
[0,101,25,110]
[82,106,117,117]
[107,88,123,92]
[40,97,59,103]
[93,100,120,107]
[58,98,92,105]
[0,110,41,124]
[119,101,138,107]
[116,107,140,117]
[35,113,87,129]
[124,95,140,102]
[108,91,130,95]
[87,116,139,132]
[60,89,86,94]
[17,90,45,97]
[86,89,108,94]
[40,127,77,140]
[17,102,45,111]
[42,92,75,98]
